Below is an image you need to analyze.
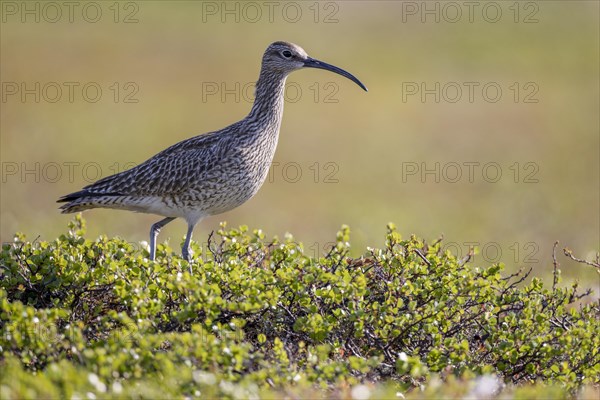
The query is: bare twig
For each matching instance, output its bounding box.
[458,246,474,266]
[501,267,524,282]
[552,241,560,292]
[432,234,444,247]
[413,248,431,266]
[563,247,600,271]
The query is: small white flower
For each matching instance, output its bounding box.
[351,385,371,400]
[466,375,500,399]
[193,371,216,385]
[87,373,106,393]
[111,382,123,394]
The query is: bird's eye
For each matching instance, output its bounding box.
[281,50,293,59]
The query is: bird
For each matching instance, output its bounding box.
[58,41,367,262]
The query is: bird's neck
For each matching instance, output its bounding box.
[245,69,288,131]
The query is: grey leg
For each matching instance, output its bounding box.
[149,217,175,261]
[181,223,195,263]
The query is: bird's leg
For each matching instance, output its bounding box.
[149,217,175,261]
[181,223,195,266]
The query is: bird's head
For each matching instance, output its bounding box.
[262,41,367,92]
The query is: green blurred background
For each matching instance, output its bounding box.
[1,1,598,288]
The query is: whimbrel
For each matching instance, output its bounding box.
[58,41,367,261]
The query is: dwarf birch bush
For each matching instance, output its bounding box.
[1,215,598,398]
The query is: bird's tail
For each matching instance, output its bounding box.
[57,190,118,214]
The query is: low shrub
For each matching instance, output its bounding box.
[1,215,598,398]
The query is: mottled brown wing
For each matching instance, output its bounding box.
[78,130,233,197]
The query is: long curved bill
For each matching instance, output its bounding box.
[303,57,368,92]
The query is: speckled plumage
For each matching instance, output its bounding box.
[58,41,367,261]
